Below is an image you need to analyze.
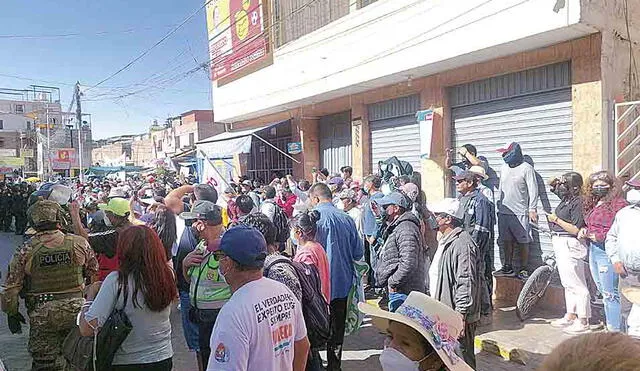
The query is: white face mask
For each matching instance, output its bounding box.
[627,189,640,204]
[379,347,421,371]
[337,200,345,211]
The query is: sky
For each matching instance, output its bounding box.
[0,0,212,139]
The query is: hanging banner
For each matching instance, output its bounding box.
[206,0,272,83]
[416,110,434,159]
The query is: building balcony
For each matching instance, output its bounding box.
[213,0,596,122]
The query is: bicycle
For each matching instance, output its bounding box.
[515,224,557,321]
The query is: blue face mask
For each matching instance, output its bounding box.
[290,229,300,246]
[502,143,523,167]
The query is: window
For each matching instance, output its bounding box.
[156,139,163,152]
[0,139,5,148]
[358,0,378,8]
[273,0,350,47]
[0,120,3,129]
[14,104,24,114]
[189,133,195,146]
[26,121,31,130]
[175,136,181,149]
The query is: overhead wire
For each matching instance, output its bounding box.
[84,0,216,92]
[0,25,177,39]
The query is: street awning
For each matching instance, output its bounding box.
[196,121,282,159]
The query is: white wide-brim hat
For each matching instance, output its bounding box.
[358,291,473,371]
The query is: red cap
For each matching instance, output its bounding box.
[626,179,640,188]
[496,142,515,153]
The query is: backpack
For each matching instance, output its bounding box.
[264,200,289,243]
[265,257,330,348]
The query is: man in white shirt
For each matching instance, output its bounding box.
[208,225,310,371]
[260,186,278,222]
[606,179,640,338]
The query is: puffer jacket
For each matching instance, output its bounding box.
[375,211,427,294]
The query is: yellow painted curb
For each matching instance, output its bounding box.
[474,336,528,365]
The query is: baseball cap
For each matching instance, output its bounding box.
[328,177,344,186]
[98,197,130,217]
[626,179,640,188]
[241,179,253,187]
[338,188,356,200]
[376,191,412,209]
[428,198,461,219]
[496,142,516,153]
[219,225,267,268]
[179,200,222,225]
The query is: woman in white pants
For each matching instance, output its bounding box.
[547,172,591,334]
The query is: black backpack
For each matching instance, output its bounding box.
[265,257,330,348]
[264,200,289,243]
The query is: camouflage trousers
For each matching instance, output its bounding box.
[28,298,83,371]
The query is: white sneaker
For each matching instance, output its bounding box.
[563,321,590,335]
[550,317,574,328]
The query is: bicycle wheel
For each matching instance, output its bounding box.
[515,265,554,321]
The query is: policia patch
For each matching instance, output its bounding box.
[39,251,72,267]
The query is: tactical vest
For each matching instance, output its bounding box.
[189,246,231,310]
[28,235,84,295]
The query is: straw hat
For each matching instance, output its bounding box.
[468,165,489,181]
[358,291,473,371]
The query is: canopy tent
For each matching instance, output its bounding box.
[196,122,279,159]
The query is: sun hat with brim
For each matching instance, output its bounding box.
[358,291,473,371]
[468,165,489,180]
[107,187,127,199]
[428,198,462,219]
[98,197,130,217]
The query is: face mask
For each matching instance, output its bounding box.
[379,347,422,371]
[337,200,345,211]
[626,189,640,204]
[218,260,228,284]
[104,215,113,227]
[592,186,610,198]
[362,187,369,196]
[552,183,570,198]
[290,229,300,246]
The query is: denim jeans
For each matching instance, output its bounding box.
[178,291,200,351]
[589,242,621,331]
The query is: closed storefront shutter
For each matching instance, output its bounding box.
[450,62,572,268]
[369,95,421,173]
[320,111,352,175]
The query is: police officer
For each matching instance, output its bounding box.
[0,183,13,232]
[12,184,29,235]
[1,200,98,370]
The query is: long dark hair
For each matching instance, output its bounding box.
[117,225,177,312]
[583,171,624,214]
[291,210,320,241]
[150,205,177,261]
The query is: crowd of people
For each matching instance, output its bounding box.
[0,140,639,371]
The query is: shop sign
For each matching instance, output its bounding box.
[20,149,34,158]
[206,0,272,82]
[0,157,24,167]
[0,149,16,157]
[417,110,434,159]
[287,142,302,155]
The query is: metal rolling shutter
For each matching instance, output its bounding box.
[369,95,421,172]
[450,62,572,269]
[320,111,352,175]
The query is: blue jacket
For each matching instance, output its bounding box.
[314,201,364,300]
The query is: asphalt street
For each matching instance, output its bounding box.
[0,231,522,371]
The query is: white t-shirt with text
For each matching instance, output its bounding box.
[207,277,307,371]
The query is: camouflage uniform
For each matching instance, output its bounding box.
[0,200,98,371]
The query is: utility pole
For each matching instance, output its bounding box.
[75,82,84,181]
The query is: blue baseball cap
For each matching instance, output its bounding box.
[376,191,412,209]
[219,225,267,268]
